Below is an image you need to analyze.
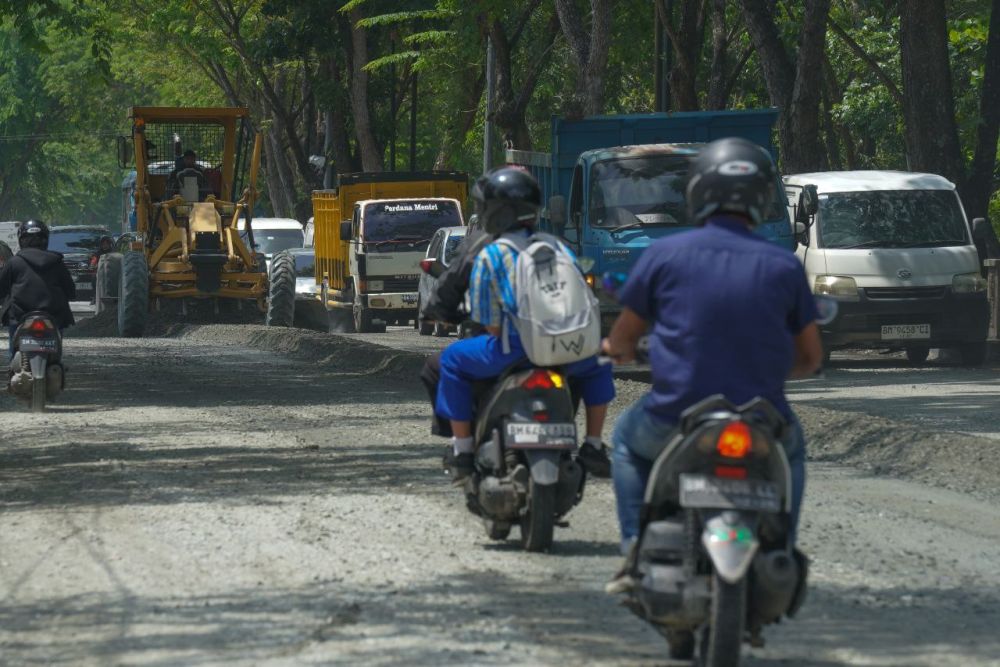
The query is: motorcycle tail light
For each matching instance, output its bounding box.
[716,422,752,459]
[522,370,564,390]
[29,319,50,332]
[89,256,99,268]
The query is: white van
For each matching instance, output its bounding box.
[236,218,304,270]
[784,171,989,365]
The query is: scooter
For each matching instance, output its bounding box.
[420,258,586,552]
[8,311,64,412]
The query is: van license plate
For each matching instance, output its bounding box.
[679,474,781,512]
[505,422,576,449]
[881,324,930,340]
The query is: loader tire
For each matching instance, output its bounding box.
[118,252,149,338]
[266,250,296,327]
[95,254,122,315]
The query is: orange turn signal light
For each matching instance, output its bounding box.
[716,422,752,459]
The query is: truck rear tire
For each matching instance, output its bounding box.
[266,251,296,328]
[958,342,987,367]
[118,252,149,338]
[354,305,386,334]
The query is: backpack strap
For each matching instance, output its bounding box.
[490,234,529,354]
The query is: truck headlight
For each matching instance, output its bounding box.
[953,272,986,293]
[814,275,859,300]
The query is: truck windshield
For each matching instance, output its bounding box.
[589,155,786,228]
[818,190,969,249]
[362,201,462,250]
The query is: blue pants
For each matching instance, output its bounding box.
[611,397,806,554]
[436,334,615,422]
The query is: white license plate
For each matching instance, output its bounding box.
[402,293,418,304]
[74,280,91,288]
[679,474,781,512]
[505,422,576,449]
[881,323,930,340]
[19,337,57,352]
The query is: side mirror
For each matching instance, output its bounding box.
[972,217,988,237]
[801,184,819,217]
[549,195,567,232]
[116,136,133,169]
[794,220,810,246]
[339,220,352,241]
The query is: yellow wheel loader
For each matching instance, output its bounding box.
[96,107,267,336]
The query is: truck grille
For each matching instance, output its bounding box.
[371,276,419,292]
[865,286,947,299]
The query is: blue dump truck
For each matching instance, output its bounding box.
[506,109,794,328]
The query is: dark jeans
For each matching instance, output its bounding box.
[7,323,16,360]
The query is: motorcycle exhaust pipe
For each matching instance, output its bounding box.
[751,550,800,623]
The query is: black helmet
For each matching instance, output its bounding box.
[18,219,50,249]
[472,166,541,236]
[686,138,777,226]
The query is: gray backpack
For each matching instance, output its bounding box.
[494,233,601,366]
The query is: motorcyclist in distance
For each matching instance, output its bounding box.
[0,220,75,360]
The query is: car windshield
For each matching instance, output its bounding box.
[362,201,462,251]
[443,234,465,264]
[818,190,969,249]
[49,230,108,254]
[252,229,303,255]
[293,253,315,278]
[589,155,785,228]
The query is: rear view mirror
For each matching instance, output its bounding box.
[339,220,352,241]
[549,195,567,231]
[801,184,819,217]
[117,136,133,169]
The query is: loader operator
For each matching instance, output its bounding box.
[0,220,75,359]
[167,149,209,200]
[429,167,615,483]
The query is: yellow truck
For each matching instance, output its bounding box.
[267,171,467,333]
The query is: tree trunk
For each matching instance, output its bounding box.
[706,0,729,110]
[348,8,383,172]
[555,0,613,116]
[656,0,707,112]
[964,0,1000,219]
[737,0,830,172]
[899,0,964,184]
[324,56,358,175]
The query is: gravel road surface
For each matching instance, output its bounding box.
[1,323,998,665]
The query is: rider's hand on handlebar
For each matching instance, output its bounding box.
[601,337,635,365]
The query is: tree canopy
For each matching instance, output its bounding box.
[1,0,998,228]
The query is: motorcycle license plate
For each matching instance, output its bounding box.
[679,474,781,512]
[19,338,57,353]
[402,293,418,304]
[505,422,576,449]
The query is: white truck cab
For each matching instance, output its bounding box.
[784,171,989,365]
[346,198,464,330]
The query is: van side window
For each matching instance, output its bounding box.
[428,230,444,259]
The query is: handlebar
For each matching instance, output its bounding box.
[599,335,651,365]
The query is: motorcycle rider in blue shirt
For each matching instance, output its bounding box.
[601,138,823,584]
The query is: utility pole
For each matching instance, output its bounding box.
[390,60,397,172]
[409,72,418,171]
[483,37,496,172]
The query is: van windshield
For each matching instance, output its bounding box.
[362,200,462,251]
[818,190,969,249]
[589,155,785,228]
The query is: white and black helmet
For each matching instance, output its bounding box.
[686,138,777,226]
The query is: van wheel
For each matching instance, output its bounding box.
[958,342,987,367]
[905,346,930,365]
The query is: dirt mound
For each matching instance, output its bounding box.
[69,303,265,338]
[796,404,999,502]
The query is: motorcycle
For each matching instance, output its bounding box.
[420,258,586,552]
[602,272,836,666]
[8,311,64,412]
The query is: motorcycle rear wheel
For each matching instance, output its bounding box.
[520,480,556,552]
[700,573,747,667]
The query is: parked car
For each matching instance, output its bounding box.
[237,218,304,271]
[784,171,989,366]
[48,225,112,302]
[416,226,467,336]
